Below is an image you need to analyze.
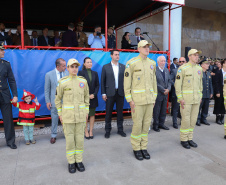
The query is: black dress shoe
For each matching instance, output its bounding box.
[141,150,151,160]
[216,115,222,125]
[105,132,110,139]
[68,163,76,173]
[7,143,17,149]
[84,136,90,140]
[90,135,94,139]
[75,162,85,172]
[220,115,224,125]
[224,135,226,139]
[159,125,169,130]
[196,120,201,126]
[133,150,143,160]
[173,124,178,129]
[201,120,210,126]
[153,126,160,132]
[117,131,127,137]
[181,141,190,149]
[188,140,198,148]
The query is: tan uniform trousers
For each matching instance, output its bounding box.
[180,104,200,141]
[63,122,85,164]
[131,104,154,151]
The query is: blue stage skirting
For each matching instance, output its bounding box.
[0,50,166,119]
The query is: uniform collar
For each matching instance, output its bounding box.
[69,74,77,78]
[188,61,196,66]
[138,54,148,61]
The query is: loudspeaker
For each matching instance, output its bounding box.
[185,47,191,62]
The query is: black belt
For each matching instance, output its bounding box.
[18,117,35,122]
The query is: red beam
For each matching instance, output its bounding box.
[20,0,24,49]
[104,0,108,51]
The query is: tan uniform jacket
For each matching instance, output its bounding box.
[55,75,89,123]
[76,32,88,48]
[124,55,158,105]
[175,61,203,104]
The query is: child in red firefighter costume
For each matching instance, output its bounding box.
[12,90,41,145]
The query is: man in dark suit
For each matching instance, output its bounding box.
[0,23,13,45]
[30,31,38,46]
[170,58,178,71]
[153,56,172,132]
[196,60,213,126]
[38,28,53,46]
[62,23,78,47]
[101,50,126,138]
[0,41,18,149]
[170,57,186,129]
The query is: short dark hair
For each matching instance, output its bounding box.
[135,27,141,32]
[55,58,65,68]
[110,49,119,55]
[32,30,37,33]
[173,58,178,62]
[94,25,101,29]
[68,23,75,29]
[43,27,48,31]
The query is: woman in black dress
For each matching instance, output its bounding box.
[121,32,132,49]
[213,60,226,124]
[78,57,99,139]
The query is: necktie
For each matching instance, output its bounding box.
[137,37,140,43]
[60,72,62,78]
[78,32,80,39]
[34,38,37,46]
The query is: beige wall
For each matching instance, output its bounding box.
[116,6,226,59]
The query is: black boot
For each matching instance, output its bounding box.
[141,150,151,160]
[220,115,224,125]
[224,135,226,139]
[188,140,198,148]
[196,120,201,126]
[216,115,221,125]
[181,141,190,149]
[68,163,76,173]
[133,150,143,160]
[75,162,85,172]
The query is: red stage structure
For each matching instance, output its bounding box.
[1,0,185,124]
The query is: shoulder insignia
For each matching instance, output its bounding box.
[60,76,71,84]
[77,76,87,83]
[130,57,141,66]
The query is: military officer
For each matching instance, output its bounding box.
[75,22,88,48]
[175,49,203,149]
[196,60,213,126]
[0,41,18,149]
[55,58,89,173]
[124,40,157,160]
[107,26,116,49]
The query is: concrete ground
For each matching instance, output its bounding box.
[0,115,226,185]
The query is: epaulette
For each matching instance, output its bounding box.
[59,76,71,85]
[147,58,156,64]
[1,59,9,63]
[77,76,87,83]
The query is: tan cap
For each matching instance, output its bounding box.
[67,58,81,67]
[138,40,152,48]
[0,41,5,49]
[188,49,202,56]
[77,22,84,27]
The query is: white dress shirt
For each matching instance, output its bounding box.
[111,62,119,89]
[158,66,164,72]
[222,69,226,85]
[55,68,63,81]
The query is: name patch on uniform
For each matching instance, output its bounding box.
[186,74,192,76]
[134,69,141,72]
[176,75,180,80]
[64,88,71,91]
[198,70,201,75]
[125,72,129,77]
[79,82,85,88]
[150,65,153,70]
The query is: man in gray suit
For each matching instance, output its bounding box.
[45,58,68,144]
[153,56,172,132]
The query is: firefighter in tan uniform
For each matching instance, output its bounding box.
[175,49,203,149]
[223,74,226,139]
[55,58,89,173]
[76,22,88,48]
[124,40,157,160]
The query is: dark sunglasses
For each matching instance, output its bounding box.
[179,61,185,63]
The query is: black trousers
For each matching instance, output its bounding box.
[153,98,167,127]
[198,98,210,121]
[0,93,15,145]
[171,96,180,124]
[105,90,124,133]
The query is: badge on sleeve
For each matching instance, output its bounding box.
[178,69,181,73]
[198,70,201,75]
[79,82,85,88]
[150,65,153,70]
[176,75,180,80]
[126,64,130,68]
[125,72,129,77]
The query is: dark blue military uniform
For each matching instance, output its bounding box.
[197,70,213,125]
[0,58,18,146]
[107,34,116,49]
